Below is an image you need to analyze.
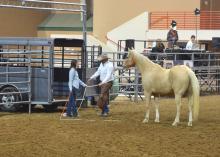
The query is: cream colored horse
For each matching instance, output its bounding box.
[123,49,200,126]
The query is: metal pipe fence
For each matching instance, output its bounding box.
[101,51,220,102]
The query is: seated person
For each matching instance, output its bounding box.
[151,39,165,53]
[186,35,196,50]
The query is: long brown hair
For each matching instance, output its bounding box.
[70,59,77,69]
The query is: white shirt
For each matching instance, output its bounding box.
[68,68,86,91]
[186,40,193,50]
[90,61,114,84]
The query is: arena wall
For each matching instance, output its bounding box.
[93,0,200,42]
[0,8,49,37]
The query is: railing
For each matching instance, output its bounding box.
[150,11,220,30]
[85,51,220,102]
[0,46,32,109]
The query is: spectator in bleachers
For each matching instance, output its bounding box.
[167,20,179,48]
[151,39,165,53]
[185,35,196,50]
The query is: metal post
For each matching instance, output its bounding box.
[134,68,138,102]
[62,46,64,68]
[192,53,195,72]
[81,0,87,48]
[48,43,54,104]
[28,45,32,114]
[81,0,87,82]
[196,15,198,42]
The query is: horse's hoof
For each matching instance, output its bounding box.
[154,119,160,123]
[172,122,178,126]
[188,121,192,127]
[142,119,148,123]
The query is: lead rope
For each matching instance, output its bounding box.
[60,68,128,119]
[59,85,99,119]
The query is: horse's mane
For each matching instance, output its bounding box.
[132,50,164,70]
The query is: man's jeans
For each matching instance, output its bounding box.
[97,81,113,113]
[102,103,109,114]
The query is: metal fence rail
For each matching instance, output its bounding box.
[0,45,32,111]
[0,0,85,12]
[102,51,220,102]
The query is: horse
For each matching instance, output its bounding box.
[123,49,200,126]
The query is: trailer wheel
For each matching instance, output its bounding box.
[0,86,21,111]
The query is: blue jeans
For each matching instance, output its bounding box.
[102,103,109,114]
[66,89,77,116]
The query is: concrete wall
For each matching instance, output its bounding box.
[201,0,220,11]
[93,0,200,42]
[147,29,220,41]
[0,8,49,37]
[107,12,148,51]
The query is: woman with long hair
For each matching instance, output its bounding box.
[65,59,87,117]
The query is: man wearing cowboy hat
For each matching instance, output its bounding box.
[88,53,114,116]
[167,20,179,48]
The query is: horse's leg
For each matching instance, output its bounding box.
[187,94,193,126]
[143,93,151,123]
[172,94,182,126]
[154,96,160,123]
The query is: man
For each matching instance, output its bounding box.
[167,20,179,48]
[88,53,114,116]
[185,35,196,50]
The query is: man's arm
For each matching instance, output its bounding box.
[90,66,101,80]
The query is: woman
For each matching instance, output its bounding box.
[65,59,87,117]
[151,39,165,53]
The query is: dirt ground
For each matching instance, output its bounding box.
[0,95,219,157]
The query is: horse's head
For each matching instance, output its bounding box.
[123,49,136,69]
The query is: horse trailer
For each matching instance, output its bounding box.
[0,37,101,112]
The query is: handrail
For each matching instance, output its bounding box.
[105,36,125,51]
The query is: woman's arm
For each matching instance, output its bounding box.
[68,68,75,92]
[79,79,87,87]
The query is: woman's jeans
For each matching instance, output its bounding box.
[66,88,77,116]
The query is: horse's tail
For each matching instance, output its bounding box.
[187,67,200,121]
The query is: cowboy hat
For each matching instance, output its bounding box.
[97,53,109,61]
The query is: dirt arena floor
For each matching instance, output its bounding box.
[0,95,219,157]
